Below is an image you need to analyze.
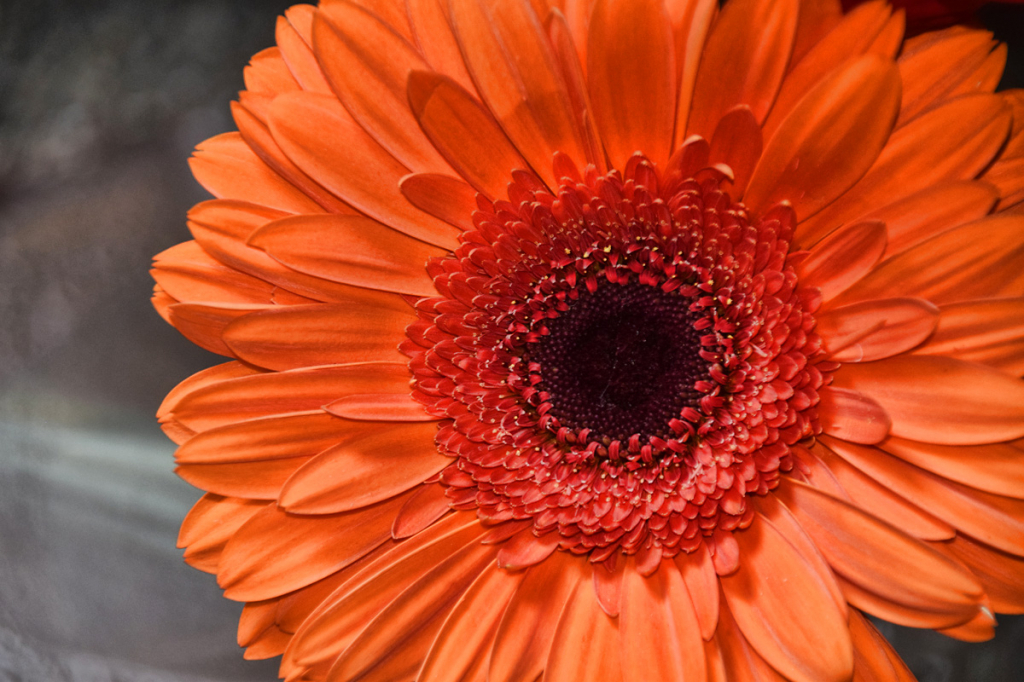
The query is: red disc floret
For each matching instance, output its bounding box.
[403,153,830,560]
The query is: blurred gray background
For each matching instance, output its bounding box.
[0,1,1022,681]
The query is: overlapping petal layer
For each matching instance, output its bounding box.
[154,1,1024,680]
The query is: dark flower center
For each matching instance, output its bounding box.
[528,281,706,443]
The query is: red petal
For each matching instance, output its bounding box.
[687,0,799,140]
[745,55,900,219]
[830,355,1024,445]
[223,297,415,371]
[720,512,853,682]
[278,422,448,514]
[586,0,675,170]
[249,213,443,297]
[816,297,939,363]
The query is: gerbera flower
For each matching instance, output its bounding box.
[153,0,1024,680]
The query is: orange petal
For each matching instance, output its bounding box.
[406,71,531,198]
[917,296,1024,372]
[812,442,955,542]
[670,0,719,146]
[448,0,588,189]
[223,297,415,371]
[190,133,324,215]
[848,610,916,682]
[175,411,367,464]
[157,361,258,420]
[796,93,1011,247]
[829,355,1024,445]
[170,362,411,432]
[828,436,1024,557]
[496,528,561,570]
[177,456,314,500]
[545,570,624,682]
[897,27,1000,127]
[818,386,891,445]
[324,393,431,422]
[719,512,853,682]
[764,1,897,142]
[708,106,762,198]
[489,550,584,682]
[620,559,706,682]
[795,220,886,302]
[936,607,997,642]
[862,180,998,260]
[241,625,290,660]
[249,213,443,297]
[187,199,363,302]
[711,598,790,682]
[274,13,332,94]
[983,155,1024,211]
[243,47,299,95]
[687,0,799,140]
[153,240,277,305]
[816,297,939,362]
[744,55,900,219]
[788,0,842,69]
[327,539,497,682]
[278,422,448,514]
[592,555,625,617]
[406,0,475,92]
[675,541,719,640]
[881,436,1024,500]
[940,534,1024,614]
[417,562,526,682]
[311,8,451,174]
[167,302,267,357]
[777,479,984,627]
[400,173,478,232]
[392,483,451,539]
[231,99,356,214]
[218,492,411,601]
[586,0,675,170]
[269,92,460,250]
[178,494,266,574]
[284,513,483,674]
[238,599,279,647]
[834,214,1024,308]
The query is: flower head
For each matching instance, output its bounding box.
[154,0,1024,680]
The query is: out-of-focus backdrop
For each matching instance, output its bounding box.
[0,1,1023,681]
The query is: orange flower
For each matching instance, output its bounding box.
[153,0,1024,680]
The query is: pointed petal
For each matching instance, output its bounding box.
[243,47,299,95]
[223,298,414,371]
[417,562,525,682]
[219,492,411,601]
[675,541,719,640]
[178,495,266,574]
[545,570,624,682]
[818,386,891,445]
[881,437,1024,500]
[744,55,900,219]
[720,513,853,682]
[587,0,675,170]
[795,220,886,302]
[448,0,588,189]
[848,610,916,682]
[269,92,461,250]
[153,240,277,305]
[392,483,451,539]
[914,298,1024,375]
[592,556,624,617]
[167,302,267,357]
[834,214,1024,308]
[177,456,314,500]
[274,13,332,94]
[400,173,478,232]
[816,297,939,362]
[941,534,1024,614]
[406,71,530,198]
[788,0,842,69]
[406,0,475,92]
[489,550,583,682]
[158,361,258,420]
[324,392,432,422]
[170,362,410,432]
[496,528,561,570]
[708,106,762,198]
[830,355,1024,445]
[670,0,718,146]
[826,436,1024,557]
[687,0,799,140]
[777,479,984,627]
[797,94,1011,247]
[249,213,444,297]
[278,422,448,514]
